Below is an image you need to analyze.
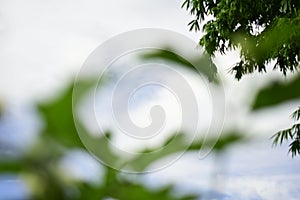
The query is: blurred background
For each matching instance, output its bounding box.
[0,0,300,199]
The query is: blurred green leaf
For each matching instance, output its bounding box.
[198,132,245,152]
[252,74,300,110]
[38,83,83,148]
[38,78,121,166]
[0,160,23,173]
[109,183,197,200]
[141,48,218,83]
[102,168,198,200]
[127,131,245,171]
[76,167,198,200]
[126,133,189,171]
[38,78,100,148]
[74,182,105,200]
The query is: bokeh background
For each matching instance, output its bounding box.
[0,0,300,199]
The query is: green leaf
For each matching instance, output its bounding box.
[125,133,189,171]
[0,160,24,173]
[107,181,198,200]
[38,83,84,148]
[289,139,300,157]
[184,0,300,79]
[291,107,300,121]
[198,132,245,152]
[37,78,100,149]
[252,74,300,110]
[141,48,218,83]
[126,131,245,171]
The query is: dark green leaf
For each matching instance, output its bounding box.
[252,74,300,110]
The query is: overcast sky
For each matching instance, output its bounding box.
[0,1,299,199]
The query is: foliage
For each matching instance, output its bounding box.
[141,48,218,82]
[0,55,246,199]
[0,79,201,200]
[272,108,300,157]
[182,0,300,79]
[182,0,300,156]
[252,74,300,110]
[251,67,300,156]
[252,74,300,156]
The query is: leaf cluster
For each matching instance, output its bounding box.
[252,74,300,156]
[272,108,300,157]
[0,79,200,200]
[0,70,246,199]
[182,0,300,79]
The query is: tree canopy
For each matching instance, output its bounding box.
[182,0,300,156]
[183,0,299,79]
